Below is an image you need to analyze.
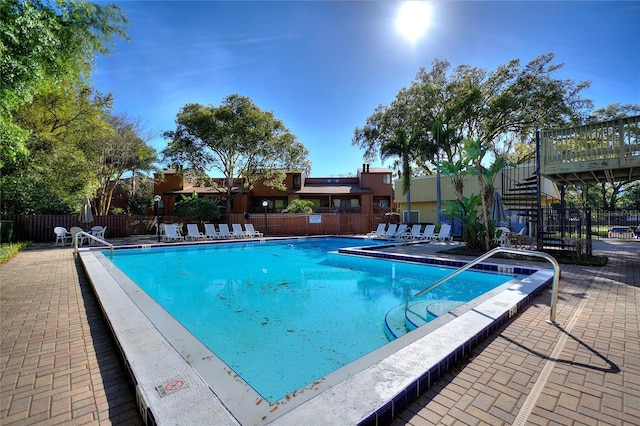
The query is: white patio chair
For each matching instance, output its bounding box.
[54,227,72,246]
[493,226,511,247]
[70,226,89,246]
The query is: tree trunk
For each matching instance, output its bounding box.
[476,162,490,251]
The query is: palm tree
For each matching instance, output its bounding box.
[381,128,421,222]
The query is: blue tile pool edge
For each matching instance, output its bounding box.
[77,240,554,425]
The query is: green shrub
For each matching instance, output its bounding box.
[174,193,221,223]
[0,220,14,243]
[0,242,31,264]
[283,199,316,214]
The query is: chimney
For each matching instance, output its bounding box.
[366,164,370,173]
[362,163,366,173]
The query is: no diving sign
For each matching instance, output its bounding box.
[156,379,187,398]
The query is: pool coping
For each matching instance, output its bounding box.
[77,238,553,425]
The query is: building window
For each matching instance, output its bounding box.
[403,210,419,222]
[383,174,391,184]
[293,174,301,189]
[373,198,390,208]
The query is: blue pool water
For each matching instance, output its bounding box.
[107,237,516,402]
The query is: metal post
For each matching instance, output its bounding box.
[585,206,592,256]
[436,127,441,227]
[535,130,543,250]
[154,195,161,242]
[262,200,268,236]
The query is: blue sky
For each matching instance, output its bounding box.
[93,1,640,177]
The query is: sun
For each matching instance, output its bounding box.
[396,1,433,44]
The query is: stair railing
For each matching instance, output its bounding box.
[414,247,561,324]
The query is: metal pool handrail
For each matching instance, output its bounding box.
[414,247,561,324]
[73,231,114,258]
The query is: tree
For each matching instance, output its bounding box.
[353,86,438,222]
[0,0,128,169]
[1,83,109,214]
[354,54,589,241]
[283,199,316,214]
[439,156,470,202]
[89,113,158,215]
[174,193,221,223]
[381,128,421,221]
[162,94,311,215]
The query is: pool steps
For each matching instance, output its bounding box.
[384,300,466,341]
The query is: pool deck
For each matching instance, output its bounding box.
[1,236,638,425]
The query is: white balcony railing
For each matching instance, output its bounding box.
[541,115,640,184]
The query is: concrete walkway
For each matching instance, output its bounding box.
[1,237,638,425]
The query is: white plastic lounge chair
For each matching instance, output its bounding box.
[162,224,184,242]
[70,226,89,246]
[204,224,221,239]
[218,224,232,239]
[54,226,72,246]
[402,224,423,240]
[420,224,436,240]
[381,223,398,239]
[231,223,246,238]
[244,223,263,238]
[432,223,453,241]
[367,223,387,238]
[186,224,205,240]
[390,224,409,240]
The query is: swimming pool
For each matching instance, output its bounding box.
[107,238,516,403]
[80,236,553,424]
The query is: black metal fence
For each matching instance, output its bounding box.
[542,206,639,238]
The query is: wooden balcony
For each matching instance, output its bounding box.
[541,115,640,185]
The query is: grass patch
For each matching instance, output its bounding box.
[441,246,608,266]
[0,242,32,264]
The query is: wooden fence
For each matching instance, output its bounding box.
[3,213,390,242]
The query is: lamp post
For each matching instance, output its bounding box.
[262,200,268,236]
[436,153,441,227]
[154,195,161,242]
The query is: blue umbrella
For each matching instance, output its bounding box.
[491,191,509,223]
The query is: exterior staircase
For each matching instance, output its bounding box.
[501,162,540,226]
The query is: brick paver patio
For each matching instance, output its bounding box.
[1,245,142,425]
[1,237,638,425]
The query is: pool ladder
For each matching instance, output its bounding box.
[73,231,115,258]
[413,247,561,324]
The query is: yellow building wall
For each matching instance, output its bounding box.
[395,169,559,222]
